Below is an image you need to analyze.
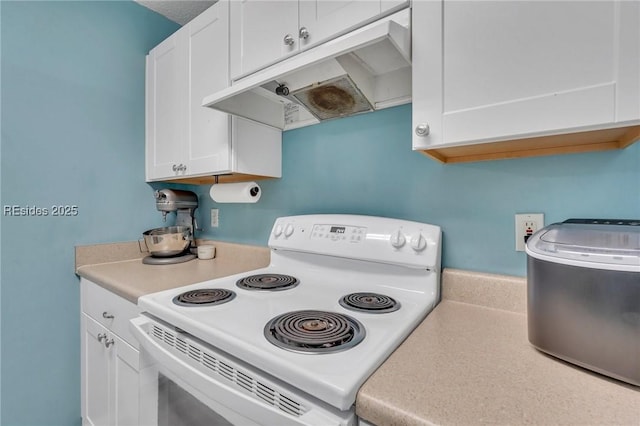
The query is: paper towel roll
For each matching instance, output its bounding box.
[209,182,261,203]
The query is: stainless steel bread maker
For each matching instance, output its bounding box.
[526,219,639,386]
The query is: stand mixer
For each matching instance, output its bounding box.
[141,189,199,265]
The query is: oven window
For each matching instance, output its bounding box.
[157,374,232,426]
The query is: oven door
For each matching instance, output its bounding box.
[130,315,355,426]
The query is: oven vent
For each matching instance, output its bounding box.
[175,337,188,354]
[150,324,307,418]
[188,345,202,362]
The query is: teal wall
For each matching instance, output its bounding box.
[1,1,179,425]
[1,1,639,425]
[194,104,640,277]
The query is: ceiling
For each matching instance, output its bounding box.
[136,0,216,25]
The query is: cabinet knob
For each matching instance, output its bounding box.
[299,27,309,40]
[102,311,114,319]
[172,164,179,172]
[283,34,295,46]
[180,164,187,172]
[415,124,430,137]
[104,338,115,348]
[97,333,107,342]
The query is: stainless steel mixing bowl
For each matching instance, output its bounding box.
[142,226,191,257]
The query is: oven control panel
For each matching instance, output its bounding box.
[269,214,441,270]
[310,224,367,243]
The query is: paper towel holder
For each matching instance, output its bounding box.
[209,180,262,203]
[211,177,259,197]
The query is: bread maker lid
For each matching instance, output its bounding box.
[526,219,640,269]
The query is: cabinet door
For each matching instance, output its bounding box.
[413,0,640,150]
[298,0,382,49]
[411,0,444,149]
[146,31,188,180]
[82,315,111,426]
[230,0,298,79]
[186,1,232,176]
[112,335,140,426]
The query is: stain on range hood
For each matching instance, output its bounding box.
[292,75,374,121]
[202,11,411,131]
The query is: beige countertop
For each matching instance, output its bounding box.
[75,240,270,303]
[357,269,640,426]
[76,244,640,425]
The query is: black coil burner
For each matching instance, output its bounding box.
[264,310,365,354]
[236,274,299,291]
[173,289,236,307]
[339,292,400,314]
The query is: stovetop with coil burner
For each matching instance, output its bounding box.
[137,214,441,410]
[172,288,236,306]
[236,273,300,291]
[264,310,366,354]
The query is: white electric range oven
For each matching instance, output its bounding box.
[131,214,441,425]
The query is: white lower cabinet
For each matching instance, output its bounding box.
[81,279,140,426]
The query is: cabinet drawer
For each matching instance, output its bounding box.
[81,279,140,349]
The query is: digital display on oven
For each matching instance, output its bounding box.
[330,226,346,234]
[311,224,365,242]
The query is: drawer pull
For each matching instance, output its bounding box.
[102,311,114,319]
[97,333,107,342]
[104,338,115,348]
[283,34,295,46]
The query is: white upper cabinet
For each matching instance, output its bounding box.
[412,0,640,163]
[186,4,232,176]
[146,0,281,183]
[297,1,381,50]
[230,0,409,80]
[230,1,299,80]
[146,33,188,179]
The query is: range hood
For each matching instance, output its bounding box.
[202,10,411,131]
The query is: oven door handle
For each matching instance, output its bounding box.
[130,316,348,426]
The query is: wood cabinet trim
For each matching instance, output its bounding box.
[164,173,276,185]
[420,125,640,164]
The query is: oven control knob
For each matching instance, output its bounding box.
[390,230,406,248]
[410,233,427,251]
[273,224,283,237]
[284,223,295,237]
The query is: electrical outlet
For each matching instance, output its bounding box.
[515,213,544,251]
[210,209,219,228]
